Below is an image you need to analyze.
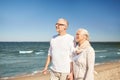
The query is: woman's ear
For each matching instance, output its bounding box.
[84,35,87,40]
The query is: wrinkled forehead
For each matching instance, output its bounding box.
[76,31,81,35]
[76,30,82,33]
[57,19,67,25]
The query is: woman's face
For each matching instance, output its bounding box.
[75,31,84,42]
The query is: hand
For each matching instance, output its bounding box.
[67,73,73,80]
[42,68,48,75]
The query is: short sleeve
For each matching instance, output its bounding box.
[48,40,52,56]
[69,37,75,62]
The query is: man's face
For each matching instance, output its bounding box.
[55,19,67,33]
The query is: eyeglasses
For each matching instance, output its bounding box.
[55,23,66,27]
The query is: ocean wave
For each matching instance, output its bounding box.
[95,50,107,53]
[40,50,44,51]
[95,63,101,65]
[0,77,9,80]
[99,56,106,58]
[19,51,33,54]
[117,52,120,55]
[118,49,120,51]
[31,71,40,75]
[35,52,45,55]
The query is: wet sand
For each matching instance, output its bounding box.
[1,61,120,80]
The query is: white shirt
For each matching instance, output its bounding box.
[48,34,74,73]
[73,41,95,80]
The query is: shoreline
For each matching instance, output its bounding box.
[0,61,120,80]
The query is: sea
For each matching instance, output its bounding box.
[0,42,120,78]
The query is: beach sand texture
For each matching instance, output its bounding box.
[0,62,120,80]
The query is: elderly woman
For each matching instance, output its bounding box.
[73,28,95,80]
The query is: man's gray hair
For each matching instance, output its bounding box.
[58,18,69,27]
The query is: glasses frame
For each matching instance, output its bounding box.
[55,23,66,27]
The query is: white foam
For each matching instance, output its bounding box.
[117,52,120,54]
[95,62,107,65]
[1,77,9,79]
[99,56,106,58]
[0,76,17,80]
[19,51,33,54]
[95,63,101,65]
[35,52,44,55]
[118,49,120,51]
[31,71,40,75]
[95,50,107,53]
[40,50,44,51]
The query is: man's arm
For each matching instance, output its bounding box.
[42,55,52,74]
[68,38,75,80]
[67,62,73,80]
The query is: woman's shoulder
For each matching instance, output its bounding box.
[85,46,95,54]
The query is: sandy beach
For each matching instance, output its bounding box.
[0,61,120,80]
[94,61,120,80]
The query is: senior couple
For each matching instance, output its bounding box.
[42,18,95,80]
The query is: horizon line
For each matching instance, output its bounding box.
[0,41,120,43]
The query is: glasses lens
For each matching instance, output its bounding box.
[55,23,65,26]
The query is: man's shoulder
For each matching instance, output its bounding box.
[52,34,58,39]
[66,34,74,39]
[50,35,58,43]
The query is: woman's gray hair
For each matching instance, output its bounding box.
[77,28,89,40]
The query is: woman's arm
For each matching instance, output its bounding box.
[85,48,95,80]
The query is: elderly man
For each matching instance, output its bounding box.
[42,18,74,80]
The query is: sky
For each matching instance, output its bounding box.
[0,0,120,42]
